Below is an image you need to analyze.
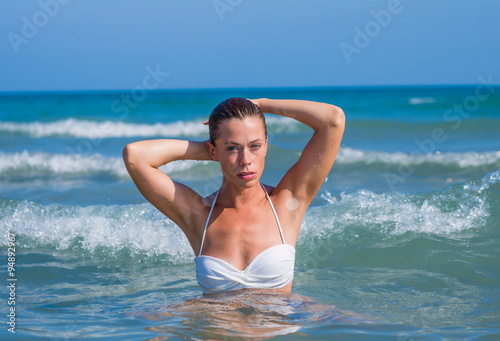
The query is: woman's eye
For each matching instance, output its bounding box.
[251,144,260,149]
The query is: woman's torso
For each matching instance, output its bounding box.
[193,184,302,294]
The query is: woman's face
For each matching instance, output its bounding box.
[209,117,267,188]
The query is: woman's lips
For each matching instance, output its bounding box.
[237,172,255,180]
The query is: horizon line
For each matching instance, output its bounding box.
[1,83,499,95]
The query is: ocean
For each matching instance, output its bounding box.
[0,86,499,340]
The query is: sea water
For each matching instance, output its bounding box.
[0,86,499,340]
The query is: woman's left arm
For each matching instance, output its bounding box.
[255,98,345,206]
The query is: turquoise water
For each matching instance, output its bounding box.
[0,86,499,340]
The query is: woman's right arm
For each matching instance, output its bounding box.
[122,139,212,235]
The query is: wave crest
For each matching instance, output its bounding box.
[0,116,301,138]
[337,148,500,169]
[312,170,498,237]
[0,151,206,178]
[0,119,208,138]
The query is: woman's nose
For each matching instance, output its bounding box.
[239,148,251,166]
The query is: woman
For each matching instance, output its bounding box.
[123,98,345,294]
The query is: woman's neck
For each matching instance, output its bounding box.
[217,180,266,209]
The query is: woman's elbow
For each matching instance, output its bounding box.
[122,143,139,167]
[326,105,345,129]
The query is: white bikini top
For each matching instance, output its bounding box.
[195,183,295,294]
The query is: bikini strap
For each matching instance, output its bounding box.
[198,190,219,257]
[198,184,285,256]
[261,183,287,244]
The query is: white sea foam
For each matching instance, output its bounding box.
[0,201,193,263]
[409,97,437,105]
[0,118,208,138]
[336,148,500,168]
[0,151,204,178]
[264,115,301,133]
[0,116,301,138]
[312,169,498,237]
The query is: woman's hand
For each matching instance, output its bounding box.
[247,98,262,109]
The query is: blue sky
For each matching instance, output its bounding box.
[1,0,499,91]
